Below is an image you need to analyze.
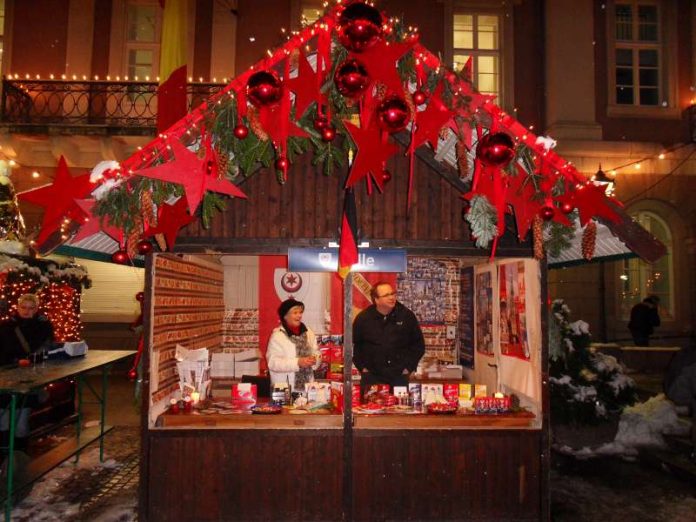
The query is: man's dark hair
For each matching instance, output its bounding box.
[644,295,660,305]
[370,281,391,304]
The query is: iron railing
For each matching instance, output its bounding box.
[1,79,224,133]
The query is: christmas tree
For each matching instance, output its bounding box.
[549,299,637,425]
[0,166,27,255]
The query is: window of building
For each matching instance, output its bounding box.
[125,1,161,81]
[453,12,500,99]
[620,211,673,320]
[300,0,323,27]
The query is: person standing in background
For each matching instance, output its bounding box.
[628,295,661,346]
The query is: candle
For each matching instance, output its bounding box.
[494,392,504,398]
[191,391,200,405]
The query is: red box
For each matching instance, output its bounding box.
[231,383,257,409]
[443,384,459,407]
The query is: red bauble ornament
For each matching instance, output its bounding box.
[412,90,427,105]
[128,369,137,381]
[539,205,555,221]
[275,156,289,171]
[560,201,575,214]
[233,123,249,139]
[111,249,130,264]
[321,126,337,142]
[313,116,329,131]
[136,239,153,255]
[381,169,392,184]
[337,2,383,53]
[376,95,411,133]
[334,59,370,99]
[476,132,516,168]
[246,70,283,107]
[135,291,145,302]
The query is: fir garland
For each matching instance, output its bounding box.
[464,195,498,248]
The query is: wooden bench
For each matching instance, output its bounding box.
[593,344,681,373]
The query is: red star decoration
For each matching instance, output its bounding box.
[573,182,621,226]
[285,51,321,119]
[134,137,246,214]
[259,104,309,144]
[350,39,415,95]
[71,199,124,243]
[18,156,95,244]
[343,121,399,189]
[505,169,543,241]
[409,83,455,153]
[145,197,196,250]
[200,133,248,200]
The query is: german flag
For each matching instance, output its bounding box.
[157,0,187,133]
[338,188,358,279]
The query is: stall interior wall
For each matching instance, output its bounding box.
[148,254,224,423]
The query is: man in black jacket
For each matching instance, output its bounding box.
[628,295,660,346]
[353,282,425,397]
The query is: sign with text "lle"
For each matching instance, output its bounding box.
[288,248,406,273]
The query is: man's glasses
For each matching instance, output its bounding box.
[376,291,396,299]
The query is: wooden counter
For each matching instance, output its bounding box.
[354,410,535,429]
[158,411,342,429]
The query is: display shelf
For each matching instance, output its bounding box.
[158,410,343,429]
[353,410,535,429]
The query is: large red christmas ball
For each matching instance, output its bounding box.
[128,368,137,381]
[381,169,392,184]
[321,126,337,142]
[337,2,383,53]
[111,249,130,265]
[334,59,370,99]
[135,291,145,302]
[376,95,411,133]
[233,123,249,139]
[246,70,283,107]
[136,239,153,255]
[539,205,555,221]
[313,116,329,131]
[476,132,516,168]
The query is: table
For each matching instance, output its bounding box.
[0,349,135,520]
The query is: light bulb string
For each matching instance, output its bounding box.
[602,141,692,175]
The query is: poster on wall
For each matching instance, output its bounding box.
[459,266,475,368]
[475,270,494,356]
[396,258,446,324]
[499,261,529,360]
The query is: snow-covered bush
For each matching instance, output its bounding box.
[549,299,637,425]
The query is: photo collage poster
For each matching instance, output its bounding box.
[499,261,530,361]
[475,270,494,357]
[459,266,475,368]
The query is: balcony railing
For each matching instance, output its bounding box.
[1,79,224,134]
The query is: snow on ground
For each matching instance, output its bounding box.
[554,394,691,459]
[10,446,136,522]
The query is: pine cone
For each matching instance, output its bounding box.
[582,221,597,260]
[127,218,143,259]
[140,190,156,227]
[154,233,167,252]
[456,138,469,179]
[248,107,269,141]
[217,148,229,177]
[533,215,544,260]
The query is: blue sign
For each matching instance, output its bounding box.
[288,248,406,273]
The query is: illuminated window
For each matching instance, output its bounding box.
[620,211,673,319]
[610,1,662,106]
[453,12,500,100]
[301,1,323,27]
[125,1,161,80]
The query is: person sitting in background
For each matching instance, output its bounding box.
[266,298,319,393]
[0,293,55,453]
[664,343,696,462]
[628,295,660,347]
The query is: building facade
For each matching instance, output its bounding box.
[0,0,694,346]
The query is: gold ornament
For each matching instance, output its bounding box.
[532,215,545,260]
[248,106,269,141]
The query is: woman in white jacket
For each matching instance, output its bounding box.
[266,298,320,392]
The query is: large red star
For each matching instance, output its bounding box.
[144,197,196,250]
[409,83,454,153]
[343,121,399,189]
[350,39,415,95]
[505,170,543,241]
[134,137,246,213]
[18,156,95,244]
[71,199,124,243]
[573,182,621,226]
[285,51,321,119]
[259,104,309,144]
[200,134,247,200]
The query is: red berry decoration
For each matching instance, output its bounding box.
[135,291,145,302]
[321,126,337,142]
[476,132,516,168]
[376,95,411,133]
[111,249,130,265]
[539,205,555,221]
[382,169,392,184]
[560,201,575,214]
[136,239,153,255]
[128,368,137,381]
[246,70,283,107]
[412,90,427,105]
[313,116,329,131]
[334,59,370,99]
[275,156,289,171]
[233,123,249,139]
[337,2,383,53]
